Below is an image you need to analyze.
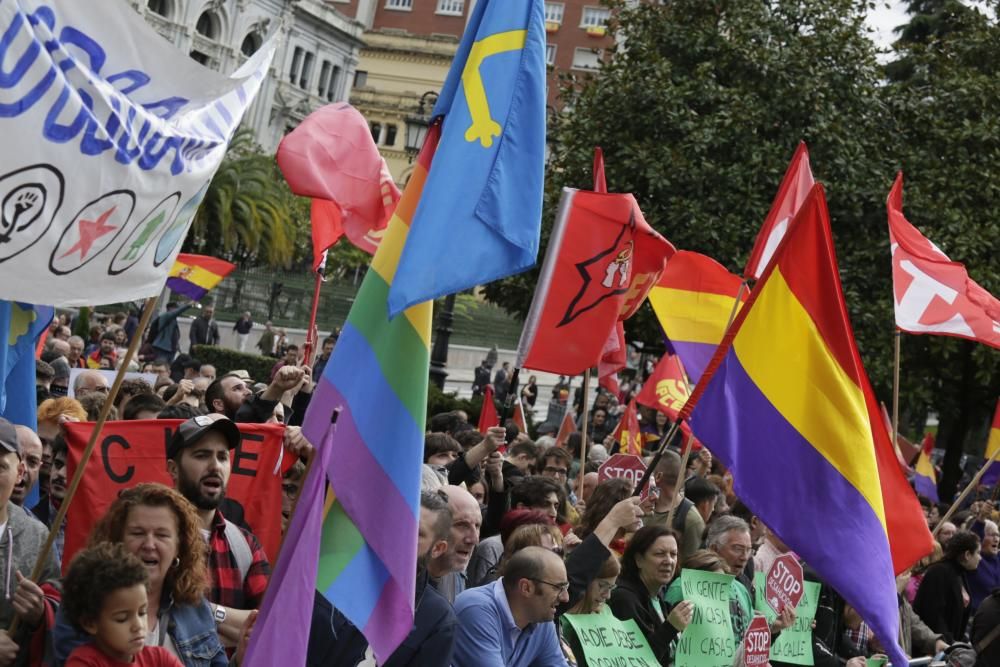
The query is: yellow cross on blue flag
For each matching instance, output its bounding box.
[386,0,547,317]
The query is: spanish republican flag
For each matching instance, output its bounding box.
[982,399,1000,486]
[682,184,929,667]
[913,434,939,502]
[648,251,746,385]
[166,254,236,301]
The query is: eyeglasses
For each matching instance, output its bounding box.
[596,581,617,593]
[543,466,568,477]
[530,578,570,594]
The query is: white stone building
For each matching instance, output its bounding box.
[127,0,366,151]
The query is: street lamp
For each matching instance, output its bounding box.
[404,91,439,161]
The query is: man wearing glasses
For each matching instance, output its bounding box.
[71,369,110,399]
[453,546,570,666]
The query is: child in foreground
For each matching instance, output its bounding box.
[62,542,182,666]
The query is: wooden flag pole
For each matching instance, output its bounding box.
[934,445,1000,538]
[577,369,591,502]
[892,329,902,454]
[8,295,160,636]
[724,280,749,331]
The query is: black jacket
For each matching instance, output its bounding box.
[972,590,1000,667]
[309,571,457,667]
[913,559,972,643]
[607,572,679,663]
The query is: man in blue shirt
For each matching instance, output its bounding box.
[453,546,569,666]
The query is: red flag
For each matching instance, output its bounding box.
[554,410,577,448]
[744,142,815,280]
[277,103,400,264]
[62,420,292,571]
[636,351,691,422]
[888,174,1000,349]
[611,399,643,456]
[511,397,527,434]
[593,147,607,193]
[310,199,344,270]
[597,323,625,394]
[516,189,675,375]
[878,401,917,472]
[477,385,498,432]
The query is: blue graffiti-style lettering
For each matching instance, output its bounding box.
[0,4,241,175]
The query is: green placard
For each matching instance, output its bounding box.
[562,608,660,666]
[753,571,821,666]
[675,569,737,667]
[865,657,887,667]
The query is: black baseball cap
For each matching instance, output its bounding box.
[0,417,20,459]
[167,414,241,459]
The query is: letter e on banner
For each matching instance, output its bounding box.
[765,553,804,615]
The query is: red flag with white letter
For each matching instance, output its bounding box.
[888,174,1000,349]
[744,143,814,280]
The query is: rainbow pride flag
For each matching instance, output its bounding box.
[981,399,1000,486]
[245,128,437,665]
[166,253,235,301]
[683,184,911,667]
[648,250,745,384]
[913,435,939,502]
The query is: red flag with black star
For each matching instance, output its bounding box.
[515,189,674,375]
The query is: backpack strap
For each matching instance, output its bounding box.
[223,519,253,585]
[975,619,1000,654]
[672,497,693,533]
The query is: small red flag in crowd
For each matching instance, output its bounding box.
[636,351,691,422]
[554,410,577,449]
[477,385,498,432]
[611,398,643,456]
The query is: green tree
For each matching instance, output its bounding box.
[883,1,1000,497]
[186,128,307,268]
[484,0,1000,499]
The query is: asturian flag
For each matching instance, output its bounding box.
[0,1,274,305]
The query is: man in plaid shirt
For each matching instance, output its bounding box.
[167,414,271,614]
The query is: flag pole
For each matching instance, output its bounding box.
[892,328,902,455]
[632,419,683,498]
[724,280,748,330]
[302,252,328,366]
[499,368,521,431]
[577,369,591,502]
[934,445,1000,538]
[8,295,160,636]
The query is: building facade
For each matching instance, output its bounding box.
[130,0,366,151]
[330,0,614,183]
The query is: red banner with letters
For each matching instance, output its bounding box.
[62,420,290,571]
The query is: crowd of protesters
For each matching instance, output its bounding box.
[2,308,999,666]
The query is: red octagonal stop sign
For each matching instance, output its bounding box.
[765,553,804,615]
[597,454,651,499]
[743,615,771,666]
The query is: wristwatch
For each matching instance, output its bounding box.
[214,605,227,625]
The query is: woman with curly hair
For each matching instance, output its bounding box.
[54,484,229,666]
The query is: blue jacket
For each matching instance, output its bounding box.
[53,596,227,667]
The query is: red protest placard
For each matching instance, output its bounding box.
[62,420,290,571]
[765,553,804,615]
[743,614,771,666]
[598,453,651,500]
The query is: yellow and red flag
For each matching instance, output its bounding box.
[166,254,235,301]
[611,398,643,456]
[982,400,1000,486]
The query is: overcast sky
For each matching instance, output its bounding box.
[865,1,911,49]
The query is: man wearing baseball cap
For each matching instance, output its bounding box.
[166,414,270,635]
[0,417,60,664]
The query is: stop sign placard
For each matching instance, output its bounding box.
[597,454,651,499]
[743,614,770,666]
[765,553,804,615]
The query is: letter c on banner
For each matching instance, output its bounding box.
[101,434,134,483]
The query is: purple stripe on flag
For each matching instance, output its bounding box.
[363,574,419,660]
[914,474,939,503]
[690,350,905,667]
[308,377,418,604]
[983,464,1000,488]
[671,340,716,384]
[165,278,207,302]
[242,422,335,666]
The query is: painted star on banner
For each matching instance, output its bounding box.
[60,206,118,259]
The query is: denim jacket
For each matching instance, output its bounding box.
[53,596,228,667]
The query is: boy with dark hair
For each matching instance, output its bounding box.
[62,542,181,666]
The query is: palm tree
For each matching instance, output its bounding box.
[187,128,307,268]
